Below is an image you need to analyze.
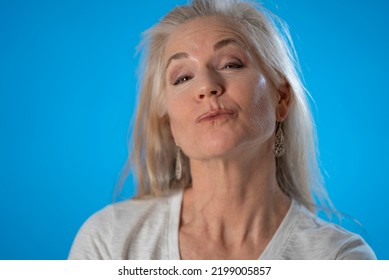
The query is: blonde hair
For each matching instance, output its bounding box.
[120,0,332,212]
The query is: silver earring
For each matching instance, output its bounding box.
[274,121,285,157]
[175,146,182,180]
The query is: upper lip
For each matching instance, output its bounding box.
[196,108,235,123]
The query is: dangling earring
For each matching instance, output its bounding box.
[175,146,182,180]
[274,121,285,157]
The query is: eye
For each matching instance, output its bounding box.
[222,61,243,70]
[173,75,192,85]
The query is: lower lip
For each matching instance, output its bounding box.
[198,113,235,123]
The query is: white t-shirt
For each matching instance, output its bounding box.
[68,189,376,259]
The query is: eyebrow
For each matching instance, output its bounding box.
[165,52,188,70]
[213,38,246,52]
[165,38,247,69]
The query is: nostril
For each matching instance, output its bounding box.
[210,90,218,95]
[199,94,205,99]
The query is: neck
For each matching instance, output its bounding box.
[181,145,290,245]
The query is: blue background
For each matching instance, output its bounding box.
[0,0,388,259]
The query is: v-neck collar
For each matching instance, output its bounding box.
[167,189,301,260]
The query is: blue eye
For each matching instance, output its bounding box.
[173,75,192,85]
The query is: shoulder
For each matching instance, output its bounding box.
[280,201,376,260]
[110,191,177,222]
[68,190,182,259]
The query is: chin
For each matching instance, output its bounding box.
[198,137,242,159]
[193,131,273,160]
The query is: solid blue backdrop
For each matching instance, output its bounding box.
[0,0,388,259]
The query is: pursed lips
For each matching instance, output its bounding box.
[196,108,236,123]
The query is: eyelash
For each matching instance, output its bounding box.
[222,62,243,69]
[173,75,192,85]
[172,61,244,86]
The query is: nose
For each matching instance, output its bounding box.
[196,70,224,100]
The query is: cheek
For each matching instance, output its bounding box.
[251,96,276,136]
[245,76,277,136]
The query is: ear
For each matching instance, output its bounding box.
[165,115,178,145]
[276,82,292,121]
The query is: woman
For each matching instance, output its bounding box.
[68,0,376,259]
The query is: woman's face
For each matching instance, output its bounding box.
[164,16,286,160]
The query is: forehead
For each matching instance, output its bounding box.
[164,16,249,55]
